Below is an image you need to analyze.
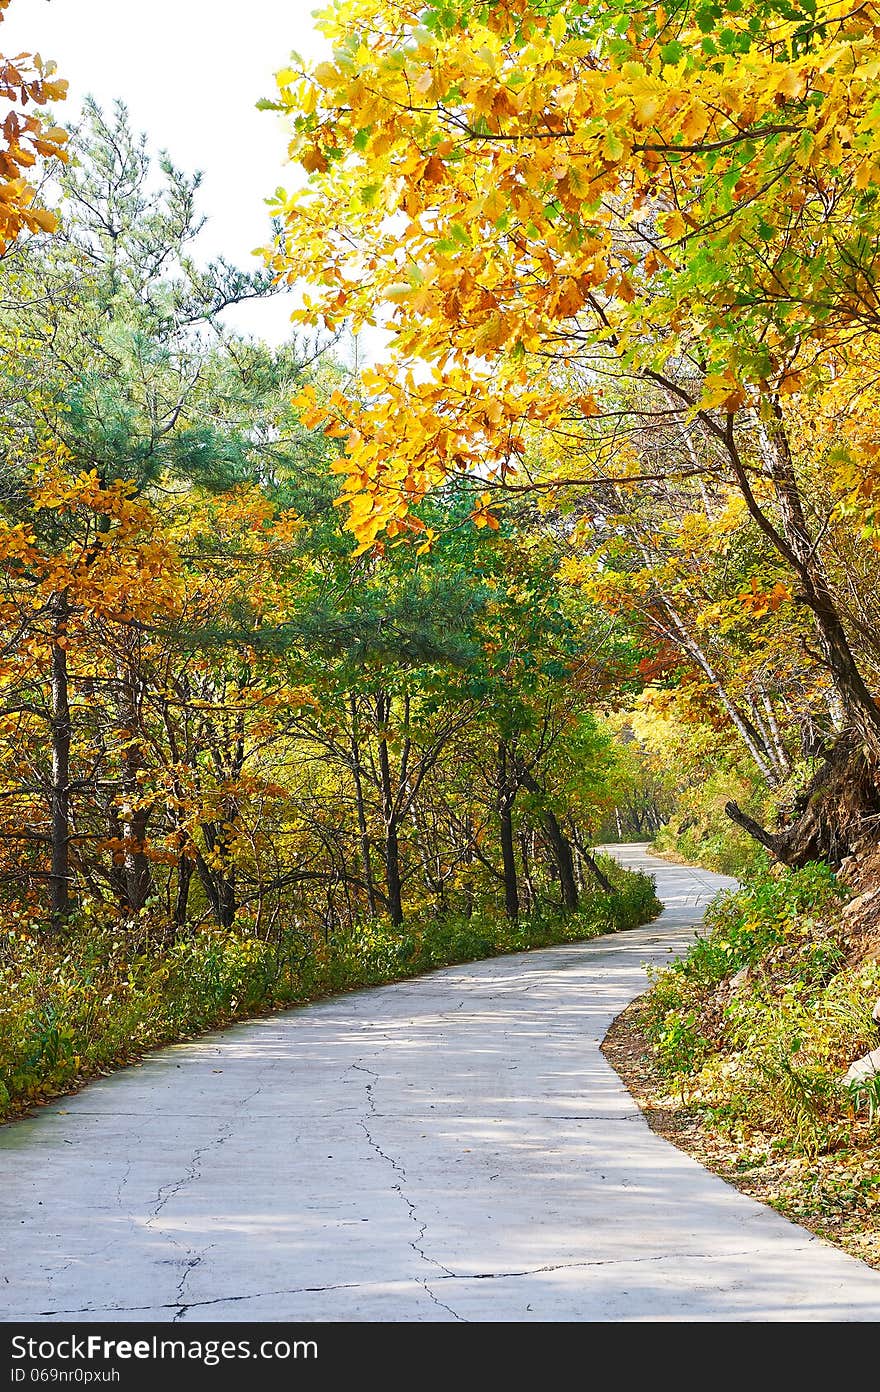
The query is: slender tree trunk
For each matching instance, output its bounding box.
[117,640,153,912]
[195,817,236,929]
[500,800,519,920]
[540,808,579,912]
[519,830,537,913]
[660,599,781,785]
[159,693,195,929]
[758,686,791,777]
[736,411,880,754]
[744,694,787,783]
[194,841,224,926]
[106,801,128,909]
[173,856,192,929]
[498,742,519,921]
[825,686,846,733]
[461,816,475,918]
[376,692,404,925]
[571,831,616,894]
[349,693,377,916]
[218,866,236,929]
[384,822,404,926]
[49,592,71,931]
[513,759,579,911]
[630,523,783,785]
[214,709,246,929]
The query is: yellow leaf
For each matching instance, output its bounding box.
[663,210,687,240]
[777,371,804,396]
[549,12,566,43]
[31,208,57,233]
[314,62,343,88]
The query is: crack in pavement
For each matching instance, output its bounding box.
[145,1079,265,1318]
[20,1245,821,1319]
[172,1244,215,1324]
[148,1080,266,1228]
[115,1157,133,1211]
[351,1061,465,1322]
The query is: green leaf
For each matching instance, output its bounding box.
[660,40,685,65]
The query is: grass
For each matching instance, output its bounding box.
[0,856,660,1122]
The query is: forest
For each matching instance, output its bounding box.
[2,0,880,1250]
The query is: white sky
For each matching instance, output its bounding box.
[2,0,332,343]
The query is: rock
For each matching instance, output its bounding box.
[730,966,751,991]
[842,1046,880,1088]
[841,885,880,922]
[839,854,858,883]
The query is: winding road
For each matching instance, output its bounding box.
[3,845,880,1322]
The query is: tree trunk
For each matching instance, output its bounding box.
[500,800,519,920]
[217,867,236,929]
[195,816,237,929]
[513,759,579,911]
[726,731,880,867]
[461,816,475,918]
[173,856,193,929]
[758,686,791,778]
[540,809,579,912]
[498,742,519,920]
[571,831,617,894]
[519,830,537,913]
[106,801,128,910]
[49,593,72,931]
[350,693,377,917]
[194,842,225,927]
[384,822,404,926]
[376,692,404,925]
[117,640,153,913]
[659,597,781,785]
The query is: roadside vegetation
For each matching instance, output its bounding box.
[0,856,658,1120]
[606,853,880,1267]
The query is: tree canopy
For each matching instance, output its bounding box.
[259,0,880,868]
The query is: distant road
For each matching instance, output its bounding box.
[2,845,878,1322]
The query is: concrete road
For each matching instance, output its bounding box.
[3,845,880,1322]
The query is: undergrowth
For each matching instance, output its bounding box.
[652,815,768,879]
[0,856,659,1121]
[644,861,880,1157]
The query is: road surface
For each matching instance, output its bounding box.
[3,845,879,1321]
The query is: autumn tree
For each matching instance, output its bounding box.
[0,105,320,928]
[267,0,880,866]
